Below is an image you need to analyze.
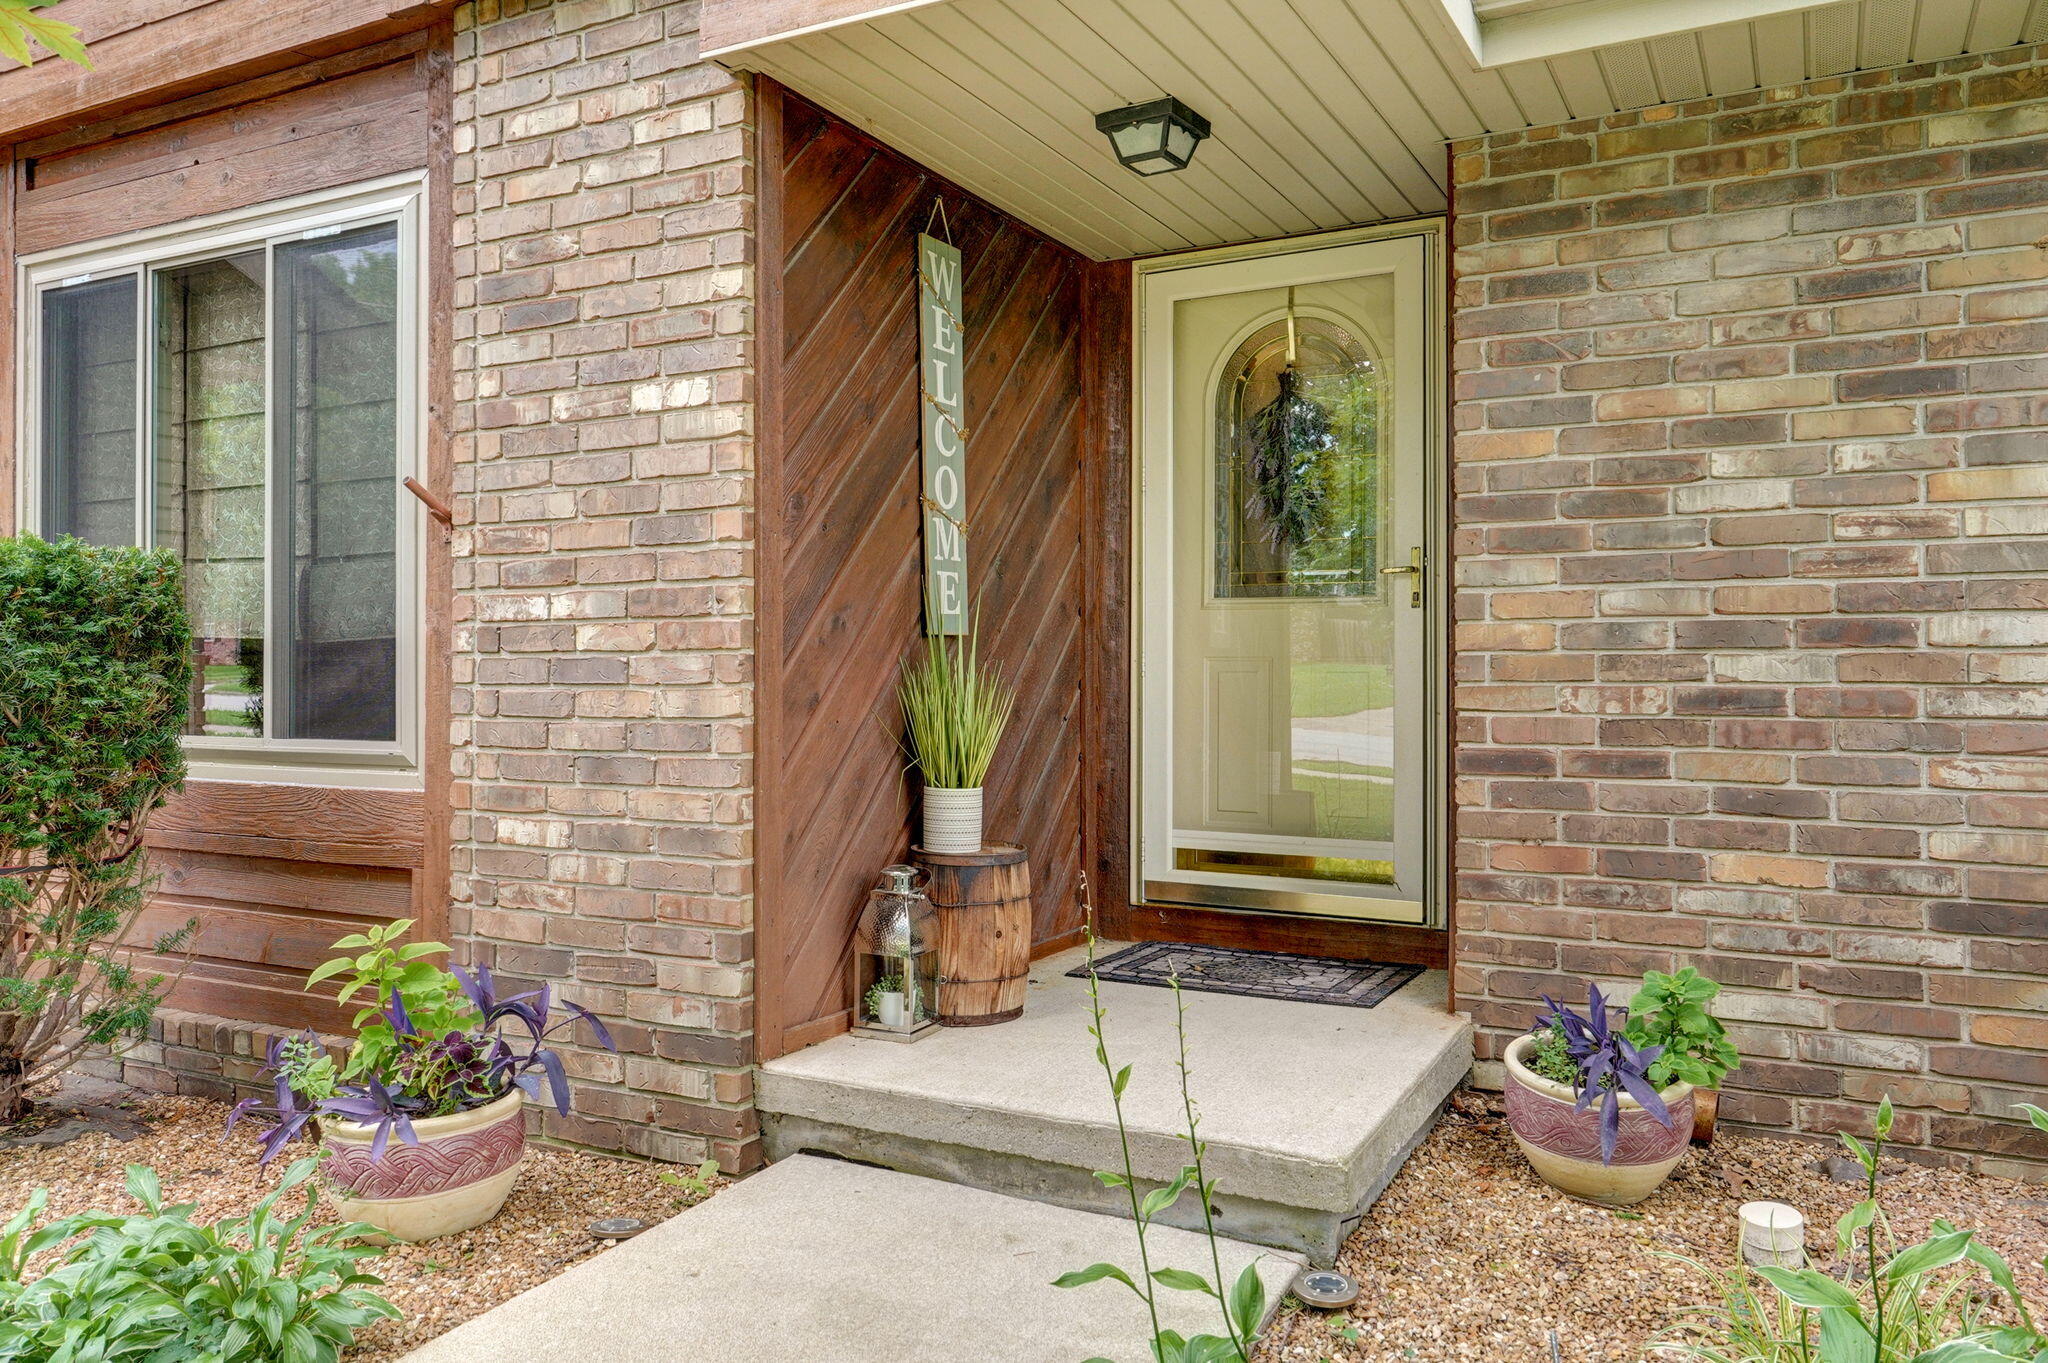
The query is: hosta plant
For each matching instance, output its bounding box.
[0,1156,398,1363]
[1662,1097,2048,1363]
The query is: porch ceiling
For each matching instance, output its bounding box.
[711,0,2048,261]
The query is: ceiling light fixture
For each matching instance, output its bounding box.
[1094,97,1211,176]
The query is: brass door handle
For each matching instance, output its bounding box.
[1381,547,1423,608]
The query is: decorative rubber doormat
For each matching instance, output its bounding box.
[1071,942,1423,1009]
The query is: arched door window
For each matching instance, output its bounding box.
[1213,313,1382,600]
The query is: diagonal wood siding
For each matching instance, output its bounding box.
[759,89,1090,1057]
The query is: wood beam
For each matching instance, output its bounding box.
[0,0,455,141]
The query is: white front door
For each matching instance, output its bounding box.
[1136,230,1438,924]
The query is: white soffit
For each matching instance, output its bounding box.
[725,0,2048,260]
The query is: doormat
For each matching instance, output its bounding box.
[1070,942,1423,1009]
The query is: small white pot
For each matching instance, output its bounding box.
[875,992,909,1027]
[922,785,983,855]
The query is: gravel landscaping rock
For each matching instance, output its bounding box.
[0,1093,722,1362]
[1253,1090,2048,1363]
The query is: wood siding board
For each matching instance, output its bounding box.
[149,849,417,919]
[0,0,456,142]
[151,782,427,851]
[417,28,454,950]
[779,118,878,250]
[17,28,436,162]
[763,93,1092,1053]
[135,897,408,971]
[17,91,431,255]
[26,56,425,200]
[781,153,924,342]
[754,78,794,1063]
[133,950,356,1032]
[781,456,922,692]
[1080,259,1134,940]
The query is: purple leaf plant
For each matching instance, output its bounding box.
[227,1035,424,1165]
[229,959,618,1165]
[1535,983,1677,1164]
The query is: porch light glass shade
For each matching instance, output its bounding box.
[1095,98,1211,176]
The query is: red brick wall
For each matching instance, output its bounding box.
[450,0,759,1171]
[1451,45,2048,1175]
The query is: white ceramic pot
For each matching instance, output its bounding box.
[319,1088,526,1242]
[1502,1033,1693,1206]
[922,785,984,855]
[876,991,909,1027]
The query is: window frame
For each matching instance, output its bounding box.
[17,173,428,788]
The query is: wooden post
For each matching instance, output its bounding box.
[916,843,1030,1026]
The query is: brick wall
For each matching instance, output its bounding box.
[1451,45,2048,1175]
[451,0,759,1170]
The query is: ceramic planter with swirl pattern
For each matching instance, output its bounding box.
[320,1088,526,1242]
[1502,1032,1693,1206]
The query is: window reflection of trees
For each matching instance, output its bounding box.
[1213,314,1383,601]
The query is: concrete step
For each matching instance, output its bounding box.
[761,944,1471,1264]
[400,1154,1301,1363]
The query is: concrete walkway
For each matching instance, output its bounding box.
[400,1154,1301,1363]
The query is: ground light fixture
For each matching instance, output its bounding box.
[1291,1267,1360,1309]
[588,1217,650,1241]
[1094,97,1211,175]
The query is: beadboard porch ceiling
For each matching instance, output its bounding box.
[707,0,2048,260]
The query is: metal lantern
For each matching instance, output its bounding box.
[852,864,938,1041]
[1094,97,1211,176]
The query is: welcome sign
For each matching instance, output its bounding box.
[917,231,968,635]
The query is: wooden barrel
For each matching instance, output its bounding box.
[914,843,1031,1026]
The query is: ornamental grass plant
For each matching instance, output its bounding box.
[897,620,1016,789]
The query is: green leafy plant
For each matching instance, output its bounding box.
[0,534,194,1124]
[897,619,1016,789]
[0,1,87,69]
[1055,899,1266,1363]
[862,974,933,1025]
[658,1159,721,1202]
[0,1156,399,1363]
[1626,967,1740,1091]
[306,918,477,1082]
[1524,1016,1579,1087]
[1662,1096,2044,1363]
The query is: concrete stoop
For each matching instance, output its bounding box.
[760,944,1472,1265]
[400,1154,1301,1363]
